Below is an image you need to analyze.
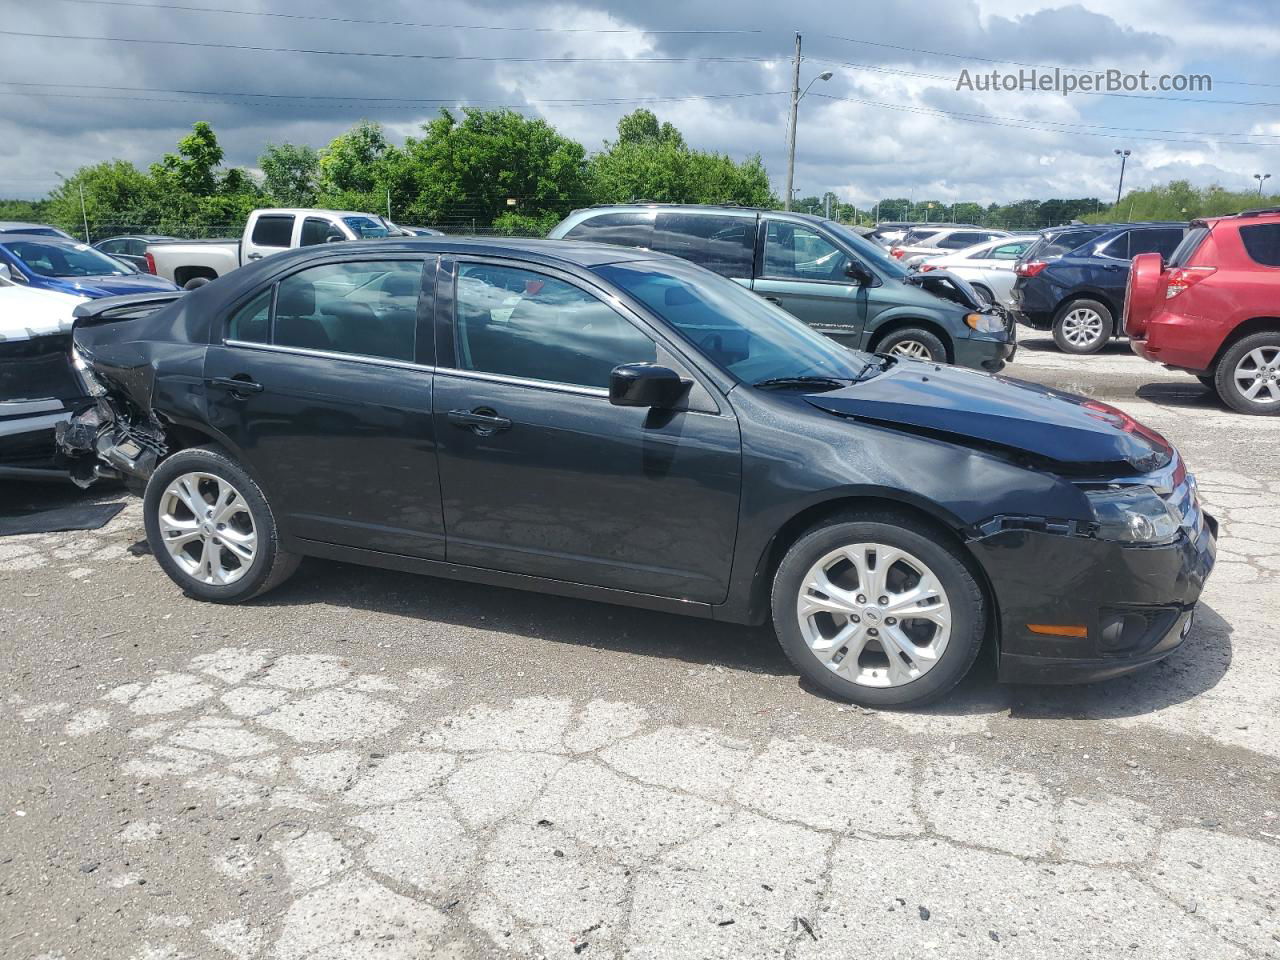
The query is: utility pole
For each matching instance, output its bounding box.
[386,187,392,219]
[1114,149,1131,206]
[79,183,89,242]
[784,32,802,212]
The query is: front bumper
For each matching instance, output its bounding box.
[970,510,1217,685]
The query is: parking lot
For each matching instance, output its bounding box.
[2,335,1278,960]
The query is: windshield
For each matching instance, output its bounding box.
[3,240,130,277]
[594,258,869,385]
[343,216,391,239]
[824,221,911,278]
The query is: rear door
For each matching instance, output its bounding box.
[649,212,756,287]
[752,219,885,348]
[203,254,445,558]
[242,213,296,264]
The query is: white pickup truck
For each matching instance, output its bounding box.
[144,208,395,288]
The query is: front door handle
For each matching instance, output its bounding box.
[448,407,512,436]
[246,253,263,261]
[208,376,264,396]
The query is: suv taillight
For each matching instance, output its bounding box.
[890,248,906,259]
[143,251,157,275]
[1016,260,1048,277]
[917,263,938,272]
[1165,266,1216,299]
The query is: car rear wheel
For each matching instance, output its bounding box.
[971,283,995,305]
[771,511,986,707]
[1052,299,1112,354]
[877,328,947,363]
[143,446,300,602]
[1214,333,1280,415]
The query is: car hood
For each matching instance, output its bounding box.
[0,285,89,340]
[45,274,179,298]
[805,360,1172,472]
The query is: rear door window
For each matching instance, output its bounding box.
[1240,223,1280,267]
[937,231,984,249]
[300,217,340,247]
[562,212,655,249]
[1038,229,1102,258]
[1098,232,1130,259]
[651,213,755,278]
[250,215,295,249]
[1129,228,1185,258]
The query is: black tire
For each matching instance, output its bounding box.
[771,510,987,708]
[1051,298,1113,354]
[971,283,995,305]
[1196,375,1218,395]
[183,276,212,290]
[1213,332,1280,416]
[876,327,948,363]
[143,445,300,603]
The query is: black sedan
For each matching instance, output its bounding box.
[92,235,176,272]
[59,238,1216,706]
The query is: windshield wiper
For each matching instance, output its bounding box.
[753,375,851,392]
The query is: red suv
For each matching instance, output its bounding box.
[1126,208,1280,415]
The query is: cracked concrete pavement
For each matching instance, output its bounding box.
[2,334,1278,959]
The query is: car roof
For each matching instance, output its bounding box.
[1197,207,1280,226]
[0,232,89,246]
[0,221,65,231]
[567,203,842,227]
[270,235,671,270]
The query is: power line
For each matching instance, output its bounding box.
[819,33,1280,90]
[0,29,777,63]
[809,92,1280,146]
[51,0,764,34]
[0,81,786,110]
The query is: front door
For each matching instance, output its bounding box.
[203,255,446,559]
[432,258,742,603]
[751,219,883,349]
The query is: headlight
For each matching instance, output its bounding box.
[963,312,1005,334]
[1085,486,1181,544]
[70,344,106,396]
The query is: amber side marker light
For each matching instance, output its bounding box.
[1027,624,1089,638]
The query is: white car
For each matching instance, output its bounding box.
[909,235,1038,307]
[1,280,90,479]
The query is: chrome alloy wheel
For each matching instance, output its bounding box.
[157,472,257,585]
[1060,307,1106,348]
[887,340,932,360]
[796,543,952,688]
[1233,345,1280,406]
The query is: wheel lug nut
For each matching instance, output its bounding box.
[856,594,866,604]
[885,617,897,625]
[878,596,888,605]
[850,615,860,623]
[867,628,879,636]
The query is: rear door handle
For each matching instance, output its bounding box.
[762,295,782,305]
[448,407,512,436]
[208,376,264,395]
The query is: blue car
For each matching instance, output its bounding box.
[0,234,180,298]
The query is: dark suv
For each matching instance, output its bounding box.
[1012,222,1186,353]
[549,205,1015,371]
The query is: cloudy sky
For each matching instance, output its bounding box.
[2,0,1278,207]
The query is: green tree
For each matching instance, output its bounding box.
[260,142,320,207]
[400,108,587,227]
[588,110,773,207]
[151,121,225,197]
[45,160,159,239]
[318,120,392,197]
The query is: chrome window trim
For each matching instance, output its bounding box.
[223,339,434,374]
[434,365,610,399]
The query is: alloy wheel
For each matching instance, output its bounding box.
[795,542,952,688]
[887,340,933,360]
[1060,308,1106,348]
[1232,346,1280,406]
[158,472,257,585]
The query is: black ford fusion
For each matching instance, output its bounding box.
[59,238,1216,707]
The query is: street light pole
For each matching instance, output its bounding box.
[1114,149,1131,206]
[782,34,831,212]
[1254,173,1271,197]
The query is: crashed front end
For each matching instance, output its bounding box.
[55,292,187,488]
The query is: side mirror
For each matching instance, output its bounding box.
[325,234,345,243]
[845,262,874,285]
[609,363,688,408]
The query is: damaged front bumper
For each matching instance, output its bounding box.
[57,399,168,489]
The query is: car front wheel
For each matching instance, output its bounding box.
[771,511,986,707]
[143,446,300,602]
[1052,299,1112,354]
[877,327,947,363]
[1215,333,1280,415]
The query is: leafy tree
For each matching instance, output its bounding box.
[588,110,773,207]
[1085,179,1271,224]
[151,122,225,197]
[260,142,320,207]
[45,160,159,239]
[318,121,393,197]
